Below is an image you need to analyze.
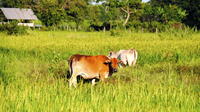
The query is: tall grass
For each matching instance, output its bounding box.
[0,31,200,112]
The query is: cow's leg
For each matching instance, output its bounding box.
[91,79,96,86]
[127,57,133,66]
[127,54,135,66]
[69,74,77,88]
[132,51,138,66]
[132,59,137,66]
[99,72,109,82]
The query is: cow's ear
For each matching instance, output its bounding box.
[109,51,113,56]
[104,59,111,64]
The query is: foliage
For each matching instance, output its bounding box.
[88,5,122,31]
[142,4,186,23]
[179,0,200,29]
[110,29,123,36]
[127,21,167,32]
[104,0,143,26]
[150,0,200,29]
[0,0,199,31]
[34,2,66,27]
[0,21,28,35]
[61,0,90,30]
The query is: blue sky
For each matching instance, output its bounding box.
[142,0,150,2]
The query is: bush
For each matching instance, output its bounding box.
[164,25,198,38]
[147,21,168,32]
[0,21,28,35]
[127,21,169,32]
[110,29,122,37]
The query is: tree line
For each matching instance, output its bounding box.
[0,0,199,32]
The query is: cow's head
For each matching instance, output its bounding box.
[104,58,124,73]
[108,51,118,58]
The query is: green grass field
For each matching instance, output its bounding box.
[0,31,200,112]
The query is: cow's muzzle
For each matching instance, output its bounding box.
[113,68,118,73]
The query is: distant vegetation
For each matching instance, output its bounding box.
[0,21,28,35]
[0,0,199,32]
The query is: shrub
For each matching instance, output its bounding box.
[147,21,168,32]
[165,25,197,38]
[127,21,169,32]
[0,21,28,35]
[110,29,122,37]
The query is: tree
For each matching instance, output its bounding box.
[179,0,200,29]
[0,0,38,8]
[96,0,142,26]
[88,4,121,31]
[142,4,186,23]
[110,0,142,26]
[150,0,200,29]
[37,4,66,27]
[60,0,90,30]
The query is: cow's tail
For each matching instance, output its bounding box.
[67,56,74,78]
[133,49,138,66]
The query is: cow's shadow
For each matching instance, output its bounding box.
[66,70,71,79]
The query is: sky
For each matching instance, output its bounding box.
[142,0,150,2]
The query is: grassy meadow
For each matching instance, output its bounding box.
[0,31,200,112]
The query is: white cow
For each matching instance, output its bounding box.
[108,49,138,67]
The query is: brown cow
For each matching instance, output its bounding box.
[68,54,122,87]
